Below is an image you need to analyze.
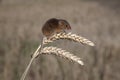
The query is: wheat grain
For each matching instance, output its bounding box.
[40,46,84,65]
[43,32,95,46]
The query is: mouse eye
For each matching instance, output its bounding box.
[65,25,68,27]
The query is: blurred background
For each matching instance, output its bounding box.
[0,0,120,80]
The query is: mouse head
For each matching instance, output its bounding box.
[58,19,71,30]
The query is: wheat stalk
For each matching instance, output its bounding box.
[40,46,84,65]
[43,32,95,46]
[20,44,42,80]
[20,37,44,80]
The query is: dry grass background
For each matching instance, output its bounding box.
[0,0,120,80]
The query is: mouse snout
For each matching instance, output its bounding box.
[67,25,71,30]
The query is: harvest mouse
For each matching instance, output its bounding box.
[42,18,71,39]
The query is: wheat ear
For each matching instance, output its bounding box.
[20,32,92,80]
[43,32,95,46]
[40,46,84,65]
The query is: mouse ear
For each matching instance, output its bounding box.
[58,20,64,26]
